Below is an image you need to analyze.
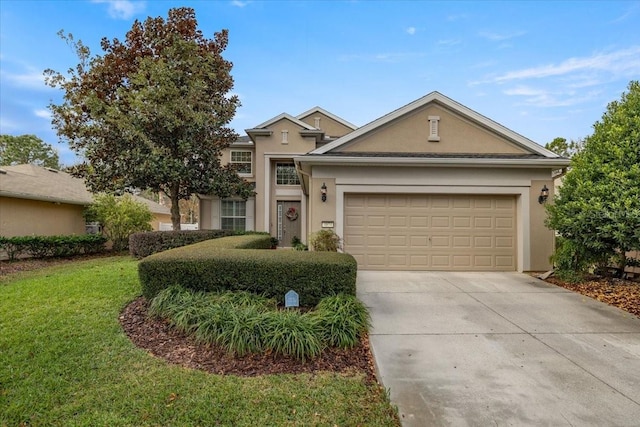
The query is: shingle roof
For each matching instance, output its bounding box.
[0,164,93,205]
[0,164,171,214]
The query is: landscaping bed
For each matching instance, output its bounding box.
[120,296,378,380]
[541,275,640,317]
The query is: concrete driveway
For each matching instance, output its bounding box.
[357,271,640,426]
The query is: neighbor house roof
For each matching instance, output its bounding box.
[311,91,562,158]
[0,164,93,205]
[0,164,171,214]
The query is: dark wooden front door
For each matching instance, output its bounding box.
[277,201,301,247]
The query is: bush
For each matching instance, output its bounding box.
[0,235,107,260]
[129,229,235,258]
[148,287,368,361]
[312,294,371,349]
[138,235,357,305]
[309,230,341,252]
[86,193,153,251]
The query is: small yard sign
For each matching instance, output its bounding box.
[285,290,299,308]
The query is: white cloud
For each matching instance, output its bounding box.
[91,0,145,20]
[492,46,640,82]
[231,0,250,7]
[436,39,461,47]
[34,109,51,120]
[406,27,416,35]
[1,69,50,90]
[502,85,602,108]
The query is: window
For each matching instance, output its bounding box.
[230,151,252,175]
[276,163,300,185]
[221,200,246,231]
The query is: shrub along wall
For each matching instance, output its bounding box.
[138,235,357,306]
[0,235,107,260]
[129,229,235,258]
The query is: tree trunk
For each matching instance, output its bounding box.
[170,186,181,231]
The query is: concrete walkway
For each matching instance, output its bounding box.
[357,271,640,426]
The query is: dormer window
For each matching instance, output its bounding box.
[428,116,440,142]
[314,117,321,129]
[281,130,289,144]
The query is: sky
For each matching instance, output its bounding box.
[1,0,639,166]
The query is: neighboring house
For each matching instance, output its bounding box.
[131,194,172,231]
[0,164,171,237]
[200,91,571,272]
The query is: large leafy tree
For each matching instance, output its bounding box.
[546,81,640,275]
[45,7,252,229]
[544,136,583,158]
[0,134,60,169]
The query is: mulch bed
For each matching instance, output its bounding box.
[120,297,379,380]
[543,275,640,317]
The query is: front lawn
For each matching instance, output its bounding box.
[0,256,399,426]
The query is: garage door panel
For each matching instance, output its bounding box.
[344,194,516,271]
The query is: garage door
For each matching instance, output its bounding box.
[344,194,516,270]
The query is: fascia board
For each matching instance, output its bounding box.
[293,155,571,168]
[311,91,559,158]
[296,106,358,130]
[252,113,317,131]
[0,190,92,206]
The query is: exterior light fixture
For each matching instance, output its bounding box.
[538,185,549,204]
[321,182,327,202]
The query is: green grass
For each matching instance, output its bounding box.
[0,256,399,426]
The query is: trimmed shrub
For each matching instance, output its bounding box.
[138,235,357,305]
[309,230,341,252]
[0,235,107,260]
[129,229,235,258]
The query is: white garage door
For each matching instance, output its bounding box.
[344,194,517,270]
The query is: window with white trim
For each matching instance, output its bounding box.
[220,200,246,231]
[230,150,252,176]
[428,116,440,142]
[281,130,289,144]
[276,163,300,185]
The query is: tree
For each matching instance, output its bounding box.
[544,136,584,158]
[85,193,153,251]
[45,7,253,230]
[0,134,60,169]
[546,81,640,278]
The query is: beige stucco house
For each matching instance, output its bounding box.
[200,92,570,272]
[0,164,171,237]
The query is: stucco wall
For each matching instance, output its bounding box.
[529,179,555,271]
[341,104,529,154]
[298,112,354,138]
[0,196,87,237]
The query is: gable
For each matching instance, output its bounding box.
[296,108,357,138]
[312,92,560,158]
[337,103,529,155]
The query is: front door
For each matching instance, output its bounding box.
[277,201,301,247]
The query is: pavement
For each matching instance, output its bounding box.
[357,271,640,427]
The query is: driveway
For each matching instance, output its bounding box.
[357,271,640,426]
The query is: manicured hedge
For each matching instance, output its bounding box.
[129,229,235,258]
[138,235,357,306]
[0,235,107,260]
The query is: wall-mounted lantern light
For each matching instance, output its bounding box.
[321,182,327,202]
[538,185,549,204]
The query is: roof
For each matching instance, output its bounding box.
[296,106,358,130]
[248,113,317,132]
[0,164,172,214]
[311,91,561,158]
[0,164,93,205]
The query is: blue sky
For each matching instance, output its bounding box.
[1,0,639,166]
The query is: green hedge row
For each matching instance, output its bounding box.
[0,235,107,260]
[138,235,358,306]
[129,229,236,258]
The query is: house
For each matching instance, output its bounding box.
[0,164,171,237]
[199,92,571,272]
